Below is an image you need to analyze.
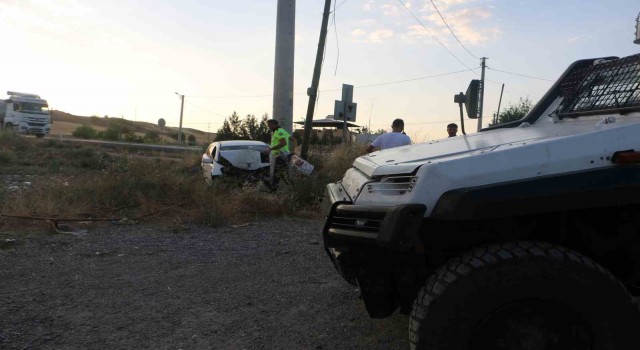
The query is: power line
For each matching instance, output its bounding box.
[487,67,553,82]
[356,68,475,89]
[396,0,477,72]
[332,0,340,76]
[184,101,228,118]
[188,93,274,99]
[369,120,456,127]
[185,68,475,99]
[335,0,349,10]
[429,0,479,60]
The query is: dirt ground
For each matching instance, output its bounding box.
[0,218,408,350]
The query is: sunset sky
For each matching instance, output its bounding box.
[1,0,639,141]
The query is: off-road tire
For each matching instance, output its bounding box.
[409,241,640,350]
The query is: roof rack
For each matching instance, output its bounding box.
[555,54,640,119]
[7,91,41,99]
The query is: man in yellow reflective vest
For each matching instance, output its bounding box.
[264,119,291,189]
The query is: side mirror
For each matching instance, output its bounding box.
[202,155,213,164]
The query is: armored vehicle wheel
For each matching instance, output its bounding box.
[409,242,640,350]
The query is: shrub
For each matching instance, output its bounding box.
[0,129,27,150]
[0,149,15,164]
[72,125,98,139]
[144,131,160,143]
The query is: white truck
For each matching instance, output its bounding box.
[0,91,51,137]
[323,53,640,348]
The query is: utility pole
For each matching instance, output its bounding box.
[495,83,505,125]
[300,0,332,160]
[478,57,487,131]
[273,0,296,134]
[175,92,185,144]
[635,12,640,44]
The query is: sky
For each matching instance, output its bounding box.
[1,0,639,141]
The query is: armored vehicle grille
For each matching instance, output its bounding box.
[557,54,640,118]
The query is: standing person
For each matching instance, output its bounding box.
[263,119,291,189]
[366,118,411,153]
[447,123,458,137]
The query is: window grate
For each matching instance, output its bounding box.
[556,54,640,118]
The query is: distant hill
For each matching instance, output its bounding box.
[50,110,215,145]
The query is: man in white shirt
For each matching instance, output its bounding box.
[366,118,412,153]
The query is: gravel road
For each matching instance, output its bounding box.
[0,219,408,350]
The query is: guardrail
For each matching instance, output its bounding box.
[46,134,202,153]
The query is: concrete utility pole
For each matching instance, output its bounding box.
[175,92,185,144]
[477,57,487,131]
[635,12,640,44]
[495,83,505,125]
[300,0,332,160]
[273,0,296,134]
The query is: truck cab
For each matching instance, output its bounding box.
[0,91,51,137]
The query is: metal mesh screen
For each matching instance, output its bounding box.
[556,54,640,118]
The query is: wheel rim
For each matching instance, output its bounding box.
[471,300,593,350]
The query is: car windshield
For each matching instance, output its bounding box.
[220,145,267,152]
[16,102,49,115]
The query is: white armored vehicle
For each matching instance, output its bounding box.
[323,53,640,348]
[0,91,51,137]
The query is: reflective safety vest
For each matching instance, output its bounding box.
[271,128,290,155]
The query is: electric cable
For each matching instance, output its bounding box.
[188,68,477,99]
[396,0,477,72]
[487,67,553,82]
[429,0,479,60]
[332,0,340,76]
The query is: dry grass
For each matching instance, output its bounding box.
[0,132,362,229]
[51,110,212,143]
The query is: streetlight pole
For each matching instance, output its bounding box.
[175,92,185,144]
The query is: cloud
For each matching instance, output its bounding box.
[363,1,374,11]
[0,0,97,37]
[566,35,593,45]
[349,29,395,43]
[351,29,367,37]
[408,2,501,45]
[368,29,394,43]
[381,4,400,16]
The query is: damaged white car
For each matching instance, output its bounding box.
[201,140,270,184]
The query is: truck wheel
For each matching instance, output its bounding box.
[409,242,640,350]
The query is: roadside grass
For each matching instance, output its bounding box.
[0,136,361,229]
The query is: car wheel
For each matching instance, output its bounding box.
[409,241,640,350]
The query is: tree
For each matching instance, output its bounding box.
[256,114,270,143]
[489,97,534,126]
[215,112,271,142]
[216,119,235,141]
[242,114,259,140]
[228,112,244,137]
